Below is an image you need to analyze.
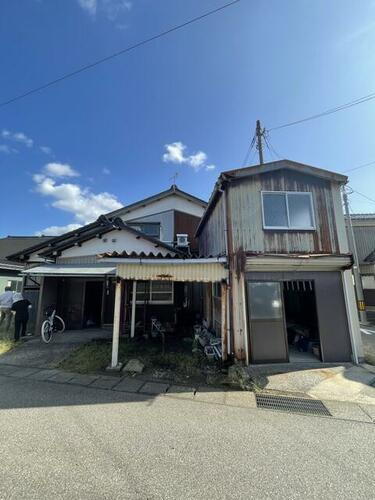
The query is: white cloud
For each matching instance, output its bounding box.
[163,142,215,172]
[77,0,131,20]
[40,146,53,156]
[35,223,82,237]
[0,145,11,154]
[43,162,80,178]
[0,144,18,154]
[77,0,97,16]
[102,167,111,175]
[33,174,123,226]
[2,129,33,148]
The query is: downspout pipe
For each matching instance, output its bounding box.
[220,176,235,357]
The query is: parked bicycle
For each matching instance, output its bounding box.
[41,306,65,343]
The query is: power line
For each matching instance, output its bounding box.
[242,133,256,166]
[348,187,375,206]
[268,91,375,132]
[0,0,241,109]
[343,159,375,173]
[264,133,283,159]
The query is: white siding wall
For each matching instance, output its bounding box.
[118,194,205,220]
[60,229,173,258]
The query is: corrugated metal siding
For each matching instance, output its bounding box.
[228,170,339,254]
[117,262,228,282]
[352,226,375,263]
[198,195,226,256]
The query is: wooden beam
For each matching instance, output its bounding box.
[110,279,122,368]
[130,280,137,338]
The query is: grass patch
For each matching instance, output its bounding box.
[0,338,16,355]
[364,351,375,366]
[0,327,17,355]
[59,337,223,385]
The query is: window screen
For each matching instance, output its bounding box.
[288,193,314,228]
[262,193,288,228]
[262,191,315,229]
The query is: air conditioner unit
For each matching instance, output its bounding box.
[176,234,189,247]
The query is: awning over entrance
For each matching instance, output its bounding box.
[110,258,228,283]
[22,264,116,277]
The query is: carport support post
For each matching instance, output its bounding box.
[110,278,122,369]
[130,280,137,338]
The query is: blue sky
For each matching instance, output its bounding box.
[1,0,375,236]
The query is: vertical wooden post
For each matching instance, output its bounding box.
[221,281,228,361]
[240,274,250,365]
[205,283,212,327]
[130,280,137,338]
[111,278,122,368]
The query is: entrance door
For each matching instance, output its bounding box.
[83,281,103,328]
[246,281,288,363]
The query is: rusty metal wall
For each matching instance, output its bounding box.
[228,170,339,254]
[198,194,226,257]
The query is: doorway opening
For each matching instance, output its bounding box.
[83,281,103,328]
[282,280,321,362]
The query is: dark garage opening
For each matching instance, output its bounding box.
[283,280,321,362]
[84,281,103,328]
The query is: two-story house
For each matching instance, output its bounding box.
[196,160,363,365]
[8,185,209,336]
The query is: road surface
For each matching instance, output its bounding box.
[0,374,374,499]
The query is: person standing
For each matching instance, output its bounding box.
[11,293,32,341]
[0,286,14,331]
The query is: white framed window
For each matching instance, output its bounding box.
[128,223,160,238]
[261,191,315,230]
[133,281,174,305]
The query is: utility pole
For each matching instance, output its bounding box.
[343,187,367,324]
[256,120,264,164]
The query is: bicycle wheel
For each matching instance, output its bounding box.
[53,315,65,334]
[41,320,52,343]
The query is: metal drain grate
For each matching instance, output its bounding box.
[255,394,332,416]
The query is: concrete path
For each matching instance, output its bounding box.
[248,363,375,405]
[0,329,111,368]
[0,362,374,424]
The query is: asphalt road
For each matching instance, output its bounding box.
[0,375,373,500]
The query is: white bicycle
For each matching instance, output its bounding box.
[41,307,65,343]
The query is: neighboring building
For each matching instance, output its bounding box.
[7,185,208,336]
[0,236,51,292]
[349,214,375,310]
[196,160,363,364]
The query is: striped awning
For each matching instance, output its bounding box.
[114,258,228,283]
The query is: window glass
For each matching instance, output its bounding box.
[288,194,314,228]
[263,193,288,228]
[132,281,173,303]
[129,223,160,238]
[152,281,173,292]
[247,282,283,320]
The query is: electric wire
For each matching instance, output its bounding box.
[0,0,241,109]
[268,91,375,131]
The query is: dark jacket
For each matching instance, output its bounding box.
[11,299,31,320]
